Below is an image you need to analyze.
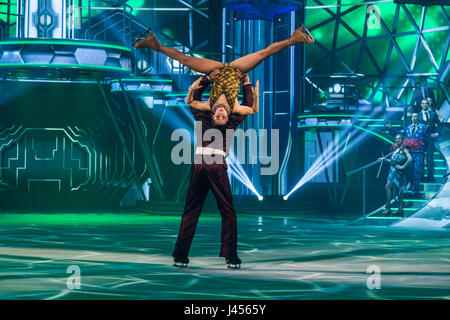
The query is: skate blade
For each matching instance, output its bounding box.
[173,262,188,268]
[301,24,315,43]
[227,264,241,269]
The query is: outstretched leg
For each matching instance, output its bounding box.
[134,32,222,74]
[231,25,314,73]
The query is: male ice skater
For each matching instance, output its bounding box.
[172,74,259,269]
[419,99,440,182]
[408,76,436,114]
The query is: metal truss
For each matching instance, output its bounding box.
[0,0,17,39]
[305,0,450,109]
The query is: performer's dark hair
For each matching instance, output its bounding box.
[212,103,229,114]
[211,120,227,130]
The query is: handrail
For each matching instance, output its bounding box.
[346,152,393,177]
[345,151,393,217]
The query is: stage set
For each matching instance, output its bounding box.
[0,0,449,300]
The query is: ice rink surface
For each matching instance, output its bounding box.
[0,211,448,299]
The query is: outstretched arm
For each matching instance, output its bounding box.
[232,79,259,115]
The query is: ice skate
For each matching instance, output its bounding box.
[226,256,241,269]
[173,257,189,268]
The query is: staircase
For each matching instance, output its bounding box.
[351,149,448,226]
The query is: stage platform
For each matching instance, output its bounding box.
[0,210,448,300]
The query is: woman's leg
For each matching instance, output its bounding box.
[231,26,314,73]
[134,32,222,73]
[396,179,407,215]
[384,181,393,214]
[396,195,404,215]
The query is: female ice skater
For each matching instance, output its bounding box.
[378,134,413,216]
[186,72,260,125]
[133,25,314,126]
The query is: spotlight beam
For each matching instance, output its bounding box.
[227,151,263,199]
[286,127,373,199]
[285,110,387,199]
[285,137,344,198]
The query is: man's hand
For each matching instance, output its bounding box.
[236,69,244,81]
[190,77,203,90]
[431,133,439,138]
[250,80,260,114]
[209,69,220,80]
[232,79,260,115]
[241,73,250,84]
[395,164,403,170]
[186,77,203,104]
[252,80,260,100]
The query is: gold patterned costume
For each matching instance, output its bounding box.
[209,63,242,112]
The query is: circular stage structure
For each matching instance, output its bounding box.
[0,39,132,79]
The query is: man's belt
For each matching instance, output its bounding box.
[195,146,227,158]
